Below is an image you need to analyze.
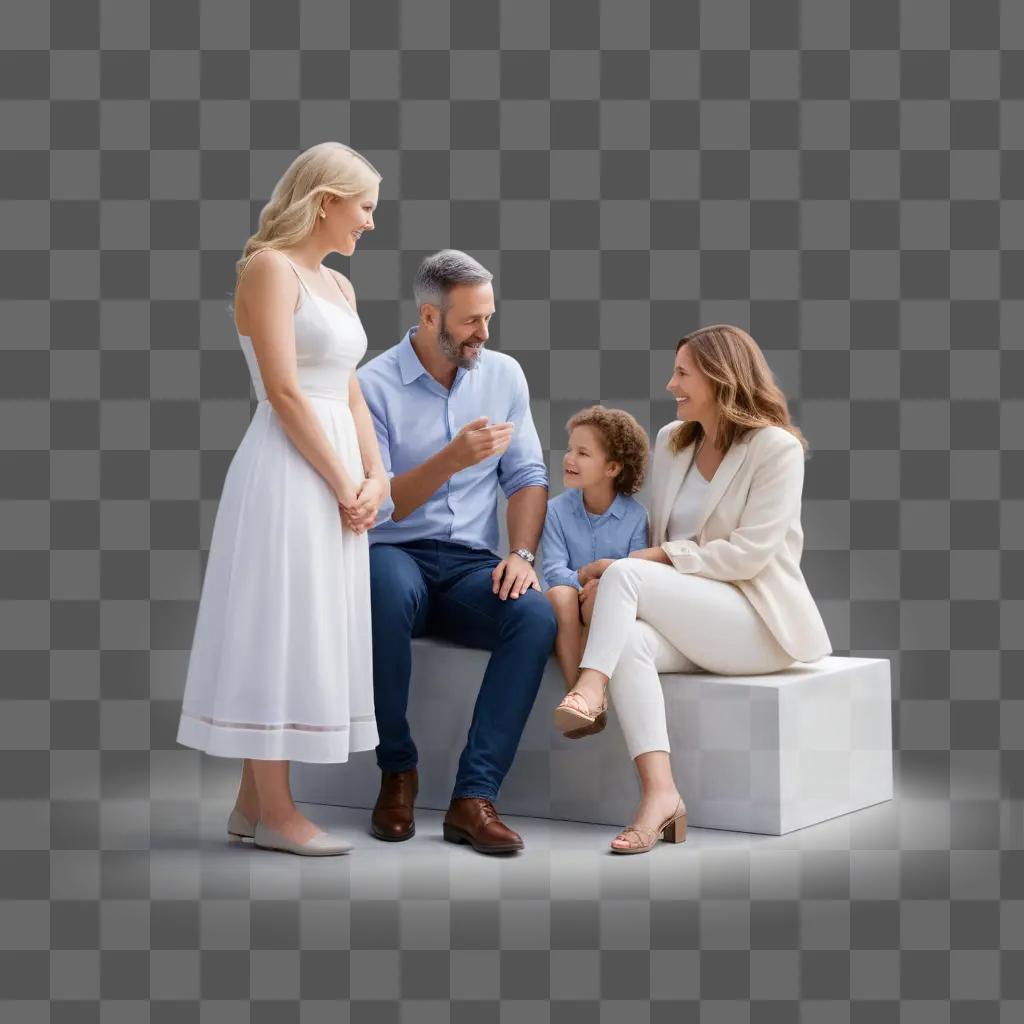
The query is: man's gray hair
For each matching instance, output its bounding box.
[413,249,493,310]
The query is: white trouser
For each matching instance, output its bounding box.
[579,558,794,759]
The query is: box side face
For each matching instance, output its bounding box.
[779,660,894,834]
[662,680,783,834]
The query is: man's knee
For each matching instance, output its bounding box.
[503,589,557,646]
[369,545,426,628]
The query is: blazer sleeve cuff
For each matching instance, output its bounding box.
[660,539,701,574]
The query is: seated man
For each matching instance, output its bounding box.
[357,249,557,855]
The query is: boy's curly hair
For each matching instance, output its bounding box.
[566,405,650,496]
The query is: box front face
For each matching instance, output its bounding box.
[293,648,895,839]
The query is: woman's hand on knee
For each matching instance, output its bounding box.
[578,558,615,585]
[579,579,599,624]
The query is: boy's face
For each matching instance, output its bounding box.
[562,425,620,490]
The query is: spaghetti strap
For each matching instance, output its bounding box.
[321,265,355,314]
[279,253,312,296]
[238,248,311,296]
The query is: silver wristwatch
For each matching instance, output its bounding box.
[512,547,535,564]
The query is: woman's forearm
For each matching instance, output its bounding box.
[628,546,672,564]
[349,394,389,484]
[267,388,357,502]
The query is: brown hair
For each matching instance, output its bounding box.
[669,324,809,456]
[566,405,650,496]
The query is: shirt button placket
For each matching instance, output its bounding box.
[446,397,455,539]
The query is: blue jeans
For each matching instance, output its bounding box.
[368,539,558,802]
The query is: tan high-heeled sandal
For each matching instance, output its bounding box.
[610,799,687,855]
[553,687,608,735]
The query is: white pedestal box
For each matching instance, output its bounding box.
[291,640,893,836]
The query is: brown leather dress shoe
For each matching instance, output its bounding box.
[370,768,418,841]
[442,797,524,854]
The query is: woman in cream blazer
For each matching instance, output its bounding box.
[552,324,831,853]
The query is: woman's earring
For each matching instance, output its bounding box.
[319,210,326,219]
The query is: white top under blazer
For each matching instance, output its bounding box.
[665,459,711,541]
[648,420,832,663]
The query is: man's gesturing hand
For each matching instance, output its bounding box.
[446,416,514,471]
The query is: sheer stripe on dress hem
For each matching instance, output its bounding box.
[180,709,376,733]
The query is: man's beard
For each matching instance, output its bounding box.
[437,311,481,371]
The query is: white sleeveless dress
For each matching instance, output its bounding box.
[176,253,379,763]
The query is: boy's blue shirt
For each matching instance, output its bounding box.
[539,487,649,592]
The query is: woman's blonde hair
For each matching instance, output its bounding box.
[670,324,809,456]
[234,142,382,281]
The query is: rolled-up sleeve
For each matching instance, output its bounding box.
[539,506,582,591]
[497,364,548,499]
[660,436,803,581]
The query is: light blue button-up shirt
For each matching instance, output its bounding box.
[539,487,649,591]
[357,326,549,555]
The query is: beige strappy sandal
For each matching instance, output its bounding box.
[553,687,608,735]
[610,799,687,854]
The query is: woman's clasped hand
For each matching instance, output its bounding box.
[340,476,389,534]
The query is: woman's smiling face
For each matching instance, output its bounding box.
[667,342,716,422]
[330,183,378,256]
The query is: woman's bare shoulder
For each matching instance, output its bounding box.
[238,248,295,290]
[234,249,299,331]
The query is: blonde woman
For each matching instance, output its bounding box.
[176,143,390,856]
[553,325,832,854]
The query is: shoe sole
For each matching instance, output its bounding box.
[253,841,352,856]
[227,832,254,844]
[553,706,598,734]
[564,713,607,740]
[442,823,523,854]
[370,824,416,842]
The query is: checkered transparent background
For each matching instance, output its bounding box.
[1,0,1022,1017]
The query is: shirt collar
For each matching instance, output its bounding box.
[397,325,471,391]
[397,327,427,385]
[573,487,627,520]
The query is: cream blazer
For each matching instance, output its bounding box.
[649,420,832,663]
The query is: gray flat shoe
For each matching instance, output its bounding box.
[227,808,256,842]
[253,821,353,857]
